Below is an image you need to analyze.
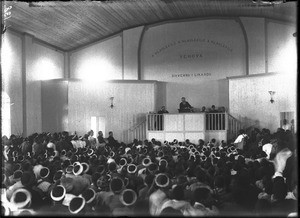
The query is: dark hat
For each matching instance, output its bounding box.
[17,155,25,162]
[127,164,137,174]
[127,156,134,164]
[80,188,96,204]
[142,157,152,167]
[13,170,23,180]
[110,177,124,194]
[172,185,185,201]
[66,165,74,174]
[39,167,50,179]
[123,177,129,187]
[68,196,86,214]
[108,162,117,172]
[272,178,288,200]
[81,162,90,174]
[73,162,83,176]
[96,165,105,174]
[51,185,66,201]
[120,189,137,206]
[148,163,158,174]
[61,150,67,156]
[62,159,71,169]
[144,174,155,186]
[119,158,127,166]
[155,173,169,188]
[13,163,22,171]
[53,170,64,182]
[10,188,32,209]
[21,172,35,187]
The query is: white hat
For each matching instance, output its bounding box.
[73,162,83,176]
[155,173,169,188]
[10,188,32,209]
[50,185,66,202]
[120,189,137,206]
[68,196,86,214]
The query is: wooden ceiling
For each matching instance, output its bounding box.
[4,0,297,51]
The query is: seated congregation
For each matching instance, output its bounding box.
[1,127,298,217]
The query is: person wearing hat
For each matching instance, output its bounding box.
[99,177,125,212]
[79,188,99,215]
[68,196,86,215]
[138,174,155,201]
[9,188,35,215]
[188,187,219,216]
[159,185,194,216]
[148,173,171,216]
[19,171,45,210]
[112,189,137,216]
[60,167,91,196]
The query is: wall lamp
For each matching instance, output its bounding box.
[110,97,114,108]
[269,91,275,103]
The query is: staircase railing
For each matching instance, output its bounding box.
[123,119,147,143]
[227,113,242,141]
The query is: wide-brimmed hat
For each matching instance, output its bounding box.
[142,157,152,167]
[119,158,127,166]
[13,170,23,181]
[53,170,64,182]
[155,173,170,188]
[51,185,66,202]
[127,164,137,174]
[21,172,36,187]
[66,165,74,174]
[73,162,83,176]
[68,196,86,214]
[120,189,137,206]
[39,167,50,179]
[80,188,96,204]
[110,177,124,194]
[10,188,32,209]
[81,162,90,174]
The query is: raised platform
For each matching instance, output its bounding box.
[146,112,239,144]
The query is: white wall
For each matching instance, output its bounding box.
[67,81,156,142]
[240,17,266,75]
[1,31,65,136]
[267,20,297,74]
[123,26,144,80]
[1,32,23,135]
[229,73,297,133]
[70,35,123,80]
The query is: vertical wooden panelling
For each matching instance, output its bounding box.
[68,81,155,140]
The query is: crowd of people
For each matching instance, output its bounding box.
[1,127,298,216]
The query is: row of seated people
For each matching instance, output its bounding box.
[1,127,298,217]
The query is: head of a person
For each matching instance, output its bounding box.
[161,106,166,111]
[160,207,183,217]
[109,131,113,137]
[211,105,216,109]
[172,185,185,201]
[89,130,94,136]
[181,97,186,102]
[193,187,212,205]
[283,119,288,125]
[202,106,206,111]
[272,177,288,201]
[98,131,103,137]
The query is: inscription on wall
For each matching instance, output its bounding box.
[151,38,233,58]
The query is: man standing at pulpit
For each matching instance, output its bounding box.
[179,97,193,112]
